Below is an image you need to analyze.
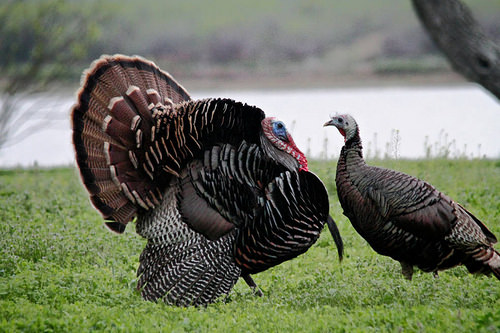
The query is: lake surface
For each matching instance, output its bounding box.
[0,84,498,167]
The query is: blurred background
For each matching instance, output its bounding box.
[0,0,499,167]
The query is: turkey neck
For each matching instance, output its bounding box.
[336,131,370,234]
[338,132,366,172]
[336,130,369,206]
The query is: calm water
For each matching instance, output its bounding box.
[0,84,498,167]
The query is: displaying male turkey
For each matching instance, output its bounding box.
[324,113,499,280]
[71,54,343,306]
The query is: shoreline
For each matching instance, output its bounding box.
[170,71,468,91]
[48,70,469,96]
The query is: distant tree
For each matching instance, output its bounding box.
[0,0,105,150]
[412,0,500,100]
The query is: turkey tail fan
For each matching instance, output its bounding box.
[71,54,191,232]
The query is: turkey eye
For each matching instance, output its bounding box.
[338,118,343,123]
[272,122,288,142]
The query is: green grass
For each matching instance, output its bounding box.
[1,160,499,332]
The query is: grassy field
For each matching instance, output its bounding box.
[0,159,499,332]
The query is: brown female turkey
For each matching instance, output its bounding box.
[71,54,343,306]
[324,113,499,280]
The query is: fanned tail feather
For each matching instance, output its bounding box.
[71,54,191,231]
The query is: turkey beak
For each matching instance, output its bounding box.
[323,119,334,127]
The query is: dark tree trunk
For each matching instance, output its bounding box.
[412,0,500,100]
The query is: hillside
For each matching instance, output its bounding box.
[2,0,499,89]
